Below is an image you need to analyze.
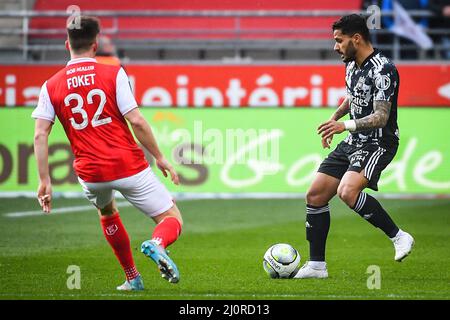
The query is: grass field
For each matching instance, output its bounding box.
[0,196,449,300]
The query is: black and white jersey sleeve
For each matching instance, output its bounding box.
[373,63,399,103]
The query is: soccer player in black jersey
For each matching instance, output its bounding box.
[294,14,414,279]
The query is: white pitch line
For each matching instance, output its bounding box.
[1,191,449,200]
[3,202,132,218]
[3,191,449,219]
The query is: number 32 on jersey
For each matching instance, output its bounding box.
[64,88,112,130]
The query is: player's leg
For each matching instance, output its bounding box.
[339,146,414,261]
[150,203,183,249]
[305,172,340,262]
[338,171,398,234]
[294,142,350,279]
[114,167,182,283]
[97,200,144,290]
[139,204,183,283]
[293,172,339,279]
[77,177,143,290]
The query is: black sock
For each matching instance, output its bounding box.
[353,192,399,238]
[306,204,330,261]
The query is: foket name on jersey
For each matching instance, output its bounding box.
[67,73,96,89]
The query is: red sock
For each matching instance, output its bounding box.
[100,212,140,281]
[151,217,182,249]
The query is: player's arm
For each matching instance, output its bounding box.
[317,97,349,148]
[124,108,179,185]
[32,81,55,213]
[317,100,391,143]
[330,96,350,121]
[34,119,53,213]
[353,100,391,131]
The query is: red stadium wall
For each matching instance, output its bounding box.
[34,0,362,10]
[0,64,448,107]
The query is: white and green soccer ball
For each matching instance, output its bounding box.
[263,243,301,279]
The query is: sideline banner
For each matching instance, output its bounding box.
[1,108,449,194]
[0,64,448,107]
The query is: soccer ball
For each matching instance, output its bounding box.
[263,243,301,279]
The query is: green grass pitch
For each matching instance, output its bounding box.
[0,197,449,300]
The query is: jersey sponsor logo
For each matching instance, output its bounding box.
[375,74,391,91]
[350,97,368,108]
[66,65,95,75]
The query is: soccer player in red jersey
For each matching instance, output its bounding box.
[32,16,182,290]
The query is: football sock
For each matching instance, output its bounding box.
[353,192,399,238]
[306,204,330,262]
[390,229,405,240]
[308,261,327,270]
[151,216,182,249]
[100,212,140,281]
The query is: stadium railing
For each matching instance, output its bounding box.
[0,9,448,62]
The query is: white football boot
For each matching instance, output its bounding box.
[293,261,328,279]
[391,230,415,262]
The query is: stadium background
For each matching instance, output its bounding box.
[0,0,449,301]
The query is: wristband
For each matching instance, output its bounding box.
[344,120,356,132]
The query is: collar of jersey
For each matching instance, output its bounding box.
[360,48,379,68]
[67,57,97,66]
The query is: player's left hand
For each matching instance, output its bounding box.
[37,182,52,214]
[156,157,180,185]
[317,120,345,142]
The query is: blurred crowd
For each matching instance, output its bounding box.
[363,0,450,59]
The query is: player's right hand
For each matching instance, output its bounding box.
[156,157,180,185]
[37,182,52,214]
[321,135,333,149]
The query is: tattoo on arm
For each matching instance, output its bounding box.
[355,100,391,132]
[331,97,350,121]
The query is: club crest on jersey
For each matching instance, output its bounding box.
[356,76,366,89]
[375,74,390,91]
[106,224,119,236]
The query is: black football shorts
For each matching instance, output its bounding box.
[318,141,398,191]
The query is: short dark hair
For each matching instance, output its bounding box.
[67,16,100,53]
[332,14,371,43]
